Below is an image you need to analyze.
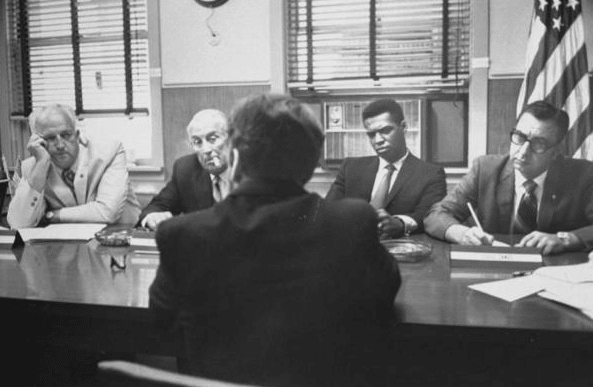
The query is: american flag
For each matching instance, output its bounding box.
[516,0,592,159]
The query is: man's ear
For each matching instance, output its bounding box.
[229,148,241,182]
[399,120,407,132]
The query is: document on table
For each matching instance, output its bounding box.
[468,275,548,302]
[17,223,106,242]
[469,261,593,319]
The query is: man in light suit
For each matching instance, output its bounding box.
[138,109,231,230]
[150,93,400,387]
[424,100,593,255]
[7,104,140,228]
[326,98,447,239]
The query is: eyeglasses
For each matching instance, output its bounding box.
[42,131,77,146]
[509,129,555,154]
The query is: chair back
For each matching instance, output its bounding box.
[97,360,261,387]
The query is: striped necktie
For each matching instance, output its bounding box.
[370,164,396,209]
[513,179,538,234]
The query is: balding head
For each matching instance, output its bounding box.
[186,109,230,175]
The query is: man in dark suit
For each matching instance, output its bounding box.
[424,100,593,255]
[138,109,231,230]
[326,98,447,239]
[149,93,401,387]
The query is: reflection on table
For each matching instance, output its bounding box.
[394,234,593,333]
[0,240,158,308]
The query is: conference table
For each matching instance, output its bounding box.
[0,233,591,384]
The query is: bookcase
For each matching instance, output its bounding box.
[306,95,467,169]
[323,99,422,164]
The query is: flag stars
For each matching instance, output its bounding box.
[552,16,563,31]
[552,0,562,11]
[538,0,548,11]
[567,0,580,11]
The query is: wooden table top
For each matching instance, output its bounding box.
[395,234,593,334]
[0,235,592,336]
[0,239,158,309]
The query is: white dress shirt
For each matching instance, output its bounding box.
[370,151,417,234]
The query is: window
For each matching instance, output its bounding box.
[7,0,154,161]
[287,0,470,167]
[287,0,470,88]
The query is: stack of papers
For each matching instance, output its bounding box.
[17,223,106,242]
[469,261,593,319]
[129,229,158,255]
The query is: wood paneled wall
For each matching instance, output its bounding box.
[161,85,270,178]
[487,79,522,155]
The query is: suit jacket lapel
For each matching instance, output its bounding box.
[538,157,562,230]
[496,158,514,232]
[359,157,379,200]
[73,141,90,205]
[194,167,214,206]
[384,155,417,207]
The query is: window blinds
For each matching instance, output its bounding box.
[7,0,149,117]
[287,0,470,88]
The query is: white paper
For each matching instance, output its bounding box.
[468,275,547,302]
[17,223,106,242]
[533,262,593,284]
[492,240,510,247]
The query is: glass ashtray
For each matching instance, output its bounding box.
[381,239,433,263]
[95,228,131,247]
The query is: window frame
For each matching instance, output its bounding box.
[2,0,163,170]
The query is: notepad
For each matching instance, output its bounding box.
[450,245,542,270]
[130,229,157,251]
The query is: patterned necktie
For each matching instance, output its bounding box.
[212,175,222,202]
[62,169,75,190]
[513,179,538,234]
[370,164,396,209]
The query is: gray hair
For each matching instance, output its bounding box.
[28,104,77,134]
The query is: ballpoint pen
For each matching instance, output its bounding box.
[467,202,483,231]
[512,270,533,277]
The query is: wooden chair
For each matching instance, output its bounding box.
[97,360,261,387]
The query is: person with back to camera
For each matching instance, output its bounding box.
[149,93,401,387]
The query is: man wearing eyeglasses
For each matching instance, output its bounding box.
[326,98,447,239]
[7,103,141,228]
[424,100,593,255]
[137,109,231,230]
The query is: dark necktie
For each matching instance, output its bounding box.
[62,169,75,190]
[212,175,222,202]
[513,179,538,234]
[370,164,396,209]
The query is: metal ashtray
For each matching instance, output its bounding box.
[95,228,131,247]
[381,239,433,263]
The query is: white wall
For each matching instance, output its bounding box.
[490,0,593,76]
[160,0,271,86]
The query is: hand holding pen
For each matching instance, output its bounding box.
[463,202,495,246]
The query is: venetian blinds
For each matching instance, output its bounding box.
[287,0,470,89]
[7,0,149,117]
